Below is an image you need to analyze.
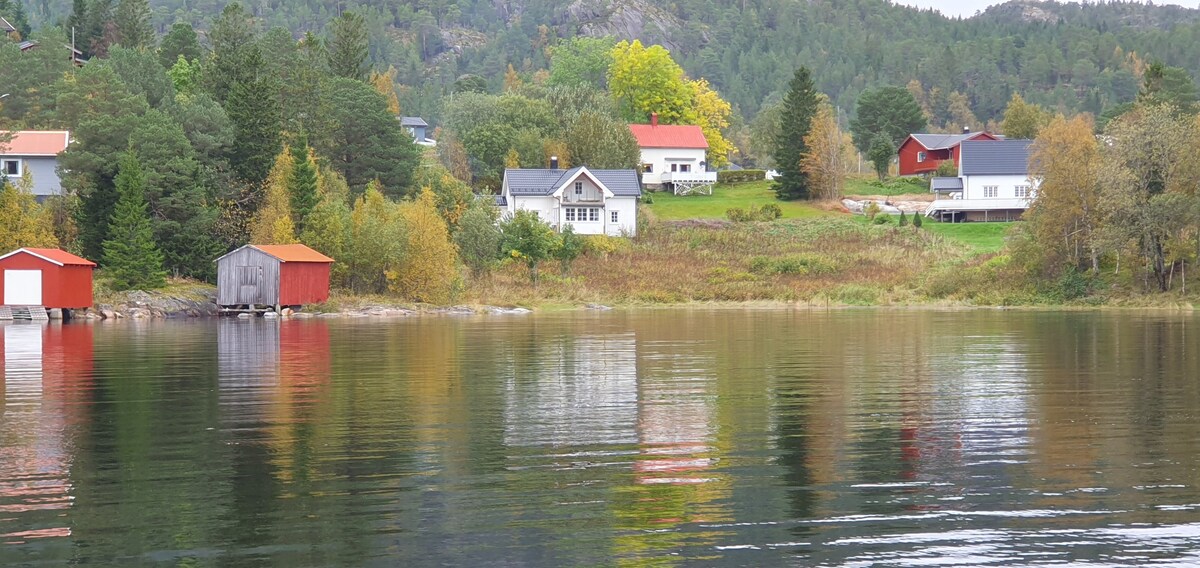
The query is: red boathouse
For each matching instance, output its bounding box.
[897,131,999,176]
[215,244,334,311]
[0,248,96,309]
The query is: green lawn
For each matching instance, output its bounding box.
[645,180,831,220]
[843,175,929,197]
[923,221,1010,254]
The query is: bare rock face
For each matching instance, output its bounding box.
[557,0,702,54]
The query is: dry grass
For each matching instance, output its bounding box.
[466,217,972,307]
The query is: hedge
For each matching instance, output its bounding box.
[717,169,767,184]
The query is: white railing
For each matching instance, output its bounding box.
[661,171,717,184]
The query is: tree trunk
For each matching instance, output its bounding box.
[1153,237,1168,292]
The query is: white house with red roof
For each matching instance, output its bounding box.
[629,114,716,195]
[0,131,71,199]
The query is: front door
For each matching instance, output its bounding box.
[4,270,43,305]
[236,266,262,304]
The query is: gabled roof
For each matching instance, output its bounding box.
[908,132,994,151]
[215,244,334,263]
[0,131,72,156]
[1,16,16,33]
[0,247,97,267]
[504,167,642,197]
[960,140,1032,176]
[629,123,708,149]
[18,40,38,51]
[400,117,428,127]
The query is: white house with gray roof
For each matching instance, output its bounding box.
[925,139,1036,222]
[399,117,435,146]
[499,164,642,236]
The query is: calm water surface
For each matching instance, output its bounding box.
[1,310,1200,566]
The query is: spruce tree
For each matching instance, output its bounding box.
[327,11,369,81]
[114,0,153,49]
[288,135,320,231]
[102,152,166,290]
[773,67,819,201]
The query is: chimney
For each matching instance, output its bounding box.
[651,112,659,127]
[963,126,971,134]
[550,155,559,170]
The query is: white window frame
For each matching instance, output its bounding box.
[1,159,20,178]
[565,208,577,222]
[574,181,583,195]
[1015,185,1029,198]
[679,164,691,173]
[587,208,599,222]
[670,163,678,172]
[642,163,653,173]
[610,210,619,223]
[917,151,927,162]
[983,185,999,198]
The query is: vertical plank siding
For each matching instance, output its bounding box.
[216,248,281,306]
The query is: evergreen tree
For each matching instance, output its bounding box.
[65,0,88,43]
[327,11,369,81]
[158,22,202,68]
[83,0,116,58]
[227,66,283,187]
[114,0,153,49]
[0,0,31,39]
[102,152,166,290]
[851,86,928,154]
[288,136,320,231]
[772,67,819,201]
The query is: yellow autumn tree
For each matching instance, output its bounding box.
[250,148,298,244]
[800,102,846,201]
[388,189,458,304]
[370,66,402,115]
[1025,114,1102,273]
[0,170,58,251]
[348,180,406,293]
[689,78,734,167]
[503,64,523,92]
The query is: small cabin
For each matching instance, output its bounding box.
[215,244,334,312]
[0,248,96,311]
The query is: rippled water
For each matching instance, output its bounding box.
[1,310,1199,566]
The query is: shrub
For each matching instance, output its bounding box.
[756,203,782,220]
[717,169,767,184]
[726,207,752,222]
[642,193,654,204]
[872,214,893,225]
[727,203,782,222]
[749,253,840,276]
[583,234,627,257]
[864,201,881,220]
[898,211,909,227]
[912,211,923,229]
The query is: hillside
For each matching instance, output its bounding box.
[10,0,1200,125]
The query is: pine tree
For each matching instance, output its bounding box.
[773,67,820,200]
[327,11,369,81]
[227,63,283,187]
[289,137,320,232]
[114,0,153,49]
[102,152,166,291]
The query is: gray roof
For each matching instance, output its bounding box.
[504,167,642,197]
[911,132,985,150]
[960,140,1032,176]
[930,177,963,191]
[0,16,15,33]
[399,117,428,127]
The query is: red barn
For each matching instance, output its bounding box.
[897,131,999,176]
[215,244,333,311]
[0,248,96,309]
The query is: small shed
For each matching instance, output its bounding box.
[0,248,96,309]
[215,244,334,310]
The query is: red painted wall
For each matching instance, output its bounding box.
[0,252,94,308]
[897,132,1001,176]
[278,262,332,306]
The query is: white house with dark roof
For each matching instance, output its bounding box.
[399,117,435,146]
[499,162,642,236]
[925,139,1036,222]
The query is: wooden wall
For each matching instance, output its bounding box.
[216,247,281,307]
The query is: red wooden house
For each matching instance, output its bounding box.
[215,244,334,311]
[897,131,999,176]
[0,248,96,309]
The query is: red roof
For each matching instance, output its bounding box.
[629,124,709,149]
[252,244,334,263]
[0,248,97,267]
[0,131,72,156]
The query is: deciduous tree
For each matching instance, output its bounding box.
[689,78,734,167]
[1001,93,1051,139]
[250,148,297,244]
[801,102,846,200]
[608,40,695,124]
[0,172,57,251]
[390,190,457,303]
[501,209,558,284]
[454,201,501,278]
[1026,115,1103,274]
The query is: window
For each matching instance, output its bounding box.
[588,208,599,222]
[1,160,19,177]
[575,181,583,194]
[565,208,577,222]
[983,185,999,198]
[679,164,691,173]
[917,151,927,162]
[565,208,599,222]
[1015,185,1030,198]
[671,163,678,172]
[611,210,619,223]
[642,163,653,173]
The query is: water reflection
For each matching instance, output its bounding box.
[1,312,1200,565]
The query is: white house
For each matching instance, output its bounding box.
[629,114,715,195]
[925,139,1037,222]
[498,162,641,237]
[399,117,435,146]
[0,131,71,201]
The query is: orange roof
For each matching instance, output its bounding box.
[629,124,709,149]
[251,244,334,263]
[0,131,72,156]
[0,248,97,267]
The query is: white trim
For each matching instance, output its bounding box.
[1,158,21,177]
[0,248,65,266]
[551,167,615,199]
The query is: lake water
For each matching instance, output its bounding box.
[1,310,1199,566]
